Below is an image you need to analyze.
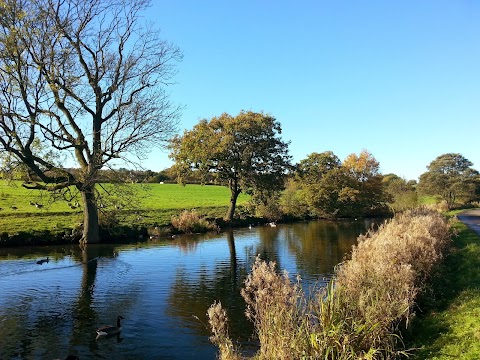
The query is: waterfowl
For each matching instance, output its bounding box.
[36,257,49,265]
[269,222,277,227]
[96,316,124,337]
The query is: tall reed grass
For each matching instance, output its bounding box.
[171,209,217,233]
[207,207,451,359]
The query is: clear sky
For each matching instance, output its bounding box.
[142,0,479,181]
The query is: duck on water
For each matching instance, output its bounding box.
[96,316,124,338]
[36,257,49,265]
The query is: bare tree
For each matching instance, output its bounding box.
[0,0,182,243]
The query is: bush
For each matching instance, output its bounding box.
[207,207,451,359]
[171,209,217,234]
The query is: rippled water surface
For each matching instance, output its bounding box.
[0,220,374,359]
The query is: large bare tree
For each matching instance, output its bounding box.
[0,0,181,244]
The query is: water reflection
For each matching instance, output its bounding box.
[0,219,376,359]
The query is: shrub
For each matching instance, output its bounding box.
[171,209,216,233]
[207,207,451,359]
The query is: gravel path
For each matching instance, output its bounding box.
[457,209,480,235]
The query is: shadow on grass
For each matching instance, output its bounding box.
[404,220,480,359]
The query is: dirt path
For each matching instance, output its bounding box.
[457,209,480,235]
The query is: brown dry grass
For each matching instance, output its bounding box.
[171,209,217,233]
[207,207,451,359]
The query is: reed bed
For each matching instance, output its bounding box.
[208,207,451,359]
[171,209,217,233]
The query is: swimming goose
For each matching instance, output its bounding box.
[36,257,49,265]
[96,316,124,337]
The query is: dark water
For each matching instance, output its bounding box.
[0,219,375,360]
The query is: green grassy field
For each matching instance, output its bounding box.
[0,181,249,233]
[405,218,480,359]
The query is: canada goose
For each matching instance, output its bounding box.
[36,257,49,265]
[35,203,43,209]
[96,316,124,337]
[11,206,18,210]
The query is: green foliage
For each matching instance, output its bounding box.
[279,178,309,218]
[289,150,388,218]
[383,173,418,213]
[417,153,480,208]
[406,220,480,359]
[169,111,291,221]
[296,151,341,184]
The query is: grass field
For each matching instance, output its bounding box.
[0,181,249,233]
[405,218,480,359]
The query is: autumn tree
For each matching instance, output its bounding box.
[169,111,291,221]
[0,0,181,244]
[292,150,387,218]
[417,153,480,208]
[341,149,387,216]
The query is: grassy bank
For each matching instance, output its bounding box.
[0,181,248,236]
[405,218,480,359]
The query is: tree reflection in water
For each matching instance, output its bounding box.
[0,219,376,359]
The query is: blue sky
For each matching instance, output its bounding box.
[144,0,479,181]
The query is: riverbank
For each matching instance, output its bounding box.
[405,209,480,358]
[0,182,254,247]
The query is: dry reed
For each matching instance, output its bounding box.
[171,209,216,233]
[207,207,451,359]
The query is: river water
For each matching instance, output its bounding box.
[0,219,375,360]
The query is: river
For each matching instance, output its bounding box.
[0,219,375,359]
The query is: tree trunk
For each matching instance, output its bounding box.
[225,188,240,221]
[80,185,100,244]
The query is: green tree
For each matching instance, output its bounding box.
[382,173,418,213]
[296,151,341,184]
[0,0,181,244]
[417,153,480,208]
[169,111,291,221]
[294,151,344,218]
[294,150,387,218]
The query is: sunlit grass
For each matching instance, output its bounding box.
[406,221,480,359]
[419,195,442,205]
[0,181,248,233]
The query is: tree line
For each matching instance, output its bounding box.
[170,111,480,222]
